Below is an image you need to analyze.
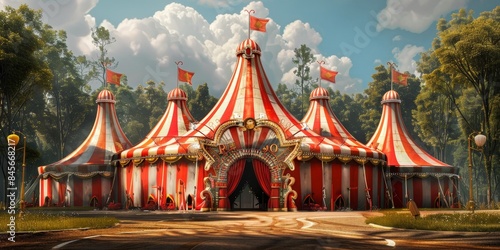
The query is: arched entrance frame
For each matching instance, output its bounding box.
[199,119,302,211]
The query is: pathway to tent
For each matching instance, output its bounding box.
[2,210,500,249]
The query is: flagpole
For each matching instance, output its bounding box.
[317,60,325,88]
[387,62,396,91]
[245,9,255,39]
[175,61,183,89]
[102,61,109,89]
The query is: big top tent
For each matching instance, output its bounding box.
[114,37,387,211]
[367,90,459,208]
[38,89,133,208]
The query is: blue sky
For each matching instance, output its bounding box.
[2,0,498,96]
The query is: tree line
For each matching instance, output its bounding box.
[1,5,498,207]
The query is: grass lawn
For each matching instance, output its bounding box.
[366,210,500,232]
[1,210,118,232]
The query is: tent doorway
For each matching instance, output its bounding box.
[229,159,268,211]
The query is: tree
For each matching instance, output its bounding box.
[275,83,301,118]
[0,4,53,203]
[35,29,93,160]
[186,83,218,121]
[430,7,500,206]
[292,44,315,119]
[414,50,460,162]
[329,89,365,142]
[90,26,117,87]
[121,81,167,144]
[412,85,458,162]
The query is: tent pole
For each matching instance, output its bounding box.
[106,167,118,205]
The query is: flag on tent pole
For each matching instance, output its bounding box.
[391,68,408,86]
[106,69,122,85]
[178,67,194,85]
[249,15,269,32]
[320,66,338,83]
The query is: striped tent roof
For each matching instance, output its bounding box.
[39,89,133,175]
[367,90,457,174]
[302,86,384,161]
[119,87,197,161]
[127,38,380,162]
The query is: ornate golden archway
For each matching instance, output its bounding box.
[199,119,301,211]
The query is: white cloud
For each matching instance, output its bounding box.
[392,35,401,41]
[376,0,467,33]
[392,44,425,75]
[1,1,363,95]
[0,0,97,54]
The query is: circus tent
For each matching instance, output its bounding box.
[116,38,386,211]
[367,90,459,208]
[298,86,386,210]
[116,87,198,210]
[38,89,133,207]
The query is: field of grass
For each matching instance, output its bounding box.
[366,211,500,232]
[1,211,118,232]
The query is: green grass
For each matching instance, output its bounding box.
[366,211,500,232]
[1,212,118,232]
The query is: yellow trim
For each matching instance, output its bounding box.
[146,157,158,164]
[337,156,352,164]
[119,159,131,166]
[316,155,336,162]
[162,155,182,163]
[132,158,144,166]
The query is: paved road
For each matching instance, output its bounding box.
[2,210,500,249]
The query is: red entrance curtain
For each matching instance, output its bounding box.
[252,159,271,196]
[227,159,246,196]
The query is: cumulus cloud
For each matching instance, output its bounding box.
[1,1,362,95]
[392,45,425,76]
[392,35,401,41]
[376,0,467,33]
[0,0,98,54]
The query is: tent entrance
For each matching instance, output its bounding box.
[229,159,268,211]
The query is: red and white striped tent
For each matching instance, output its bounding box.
[298,86,386,210]
[117,87,198,210]
[115,38,386,211]
[367,90,459,208]
[38,89,133,208]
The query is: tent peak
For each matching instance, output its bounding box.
[96,89,116,104]
[236,39,261,58]
[310,86,330,100]
[167,87,188,101]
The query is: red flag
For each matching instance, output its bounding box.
[320,66,338,83]
[106,69,122,85]
[392,68,408,86]
[250,15,269,32]
[178,67,194,85]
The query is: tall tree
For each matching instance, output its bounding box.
[35,29,93,160]
[412,85,458,161]
[430,7,500,206]
[0,4,52,203]
[90,26,117,87]
[292,44,315,119]
[414,50,460,162]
